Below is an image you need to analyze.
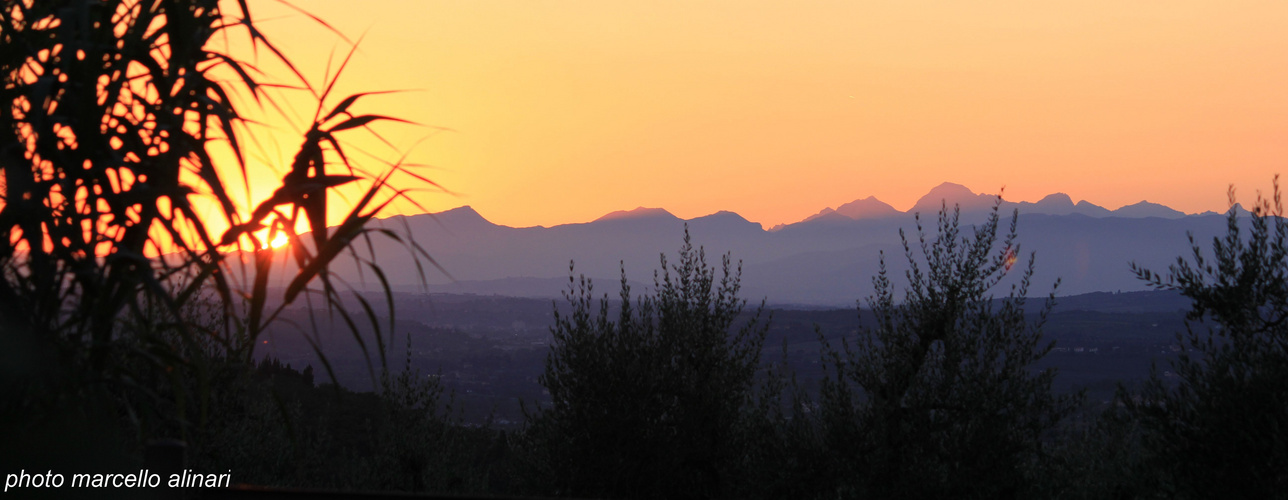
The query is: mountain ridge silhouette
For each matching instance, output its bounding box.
[267,183,1237,306]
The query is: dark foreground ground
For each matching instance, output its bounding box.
[258,289,1190,425]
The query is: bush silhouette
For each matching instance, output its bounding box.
[523,228,771,499]
[1129,180,1288,497]
[817,200,1080,499]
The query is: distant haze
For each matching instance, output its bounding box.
[273,183,1244,307]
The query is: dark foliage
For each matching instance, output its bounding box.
[817,200,1081,499]
[0,0,442,490]
[173,351,501,493]
[1129,180,1288,498]
[522,228,772,499]
[1029,407,1161,500]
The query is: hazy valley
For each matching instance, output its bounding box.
[301,182,1241,306]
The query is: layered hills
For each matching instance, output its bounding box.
[300,183,1236,307]
[783,183,1187,228]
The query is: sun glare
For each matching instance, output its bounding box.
[268,232,289,249]
[1004,247,1018,272]
[252,227,291,250]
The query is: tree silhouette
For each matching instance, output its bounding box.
[818,201,1079,499]
[523,228,770,499]
[1129,180,1288,498]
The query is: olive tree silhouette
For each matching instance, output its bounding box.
[522,229,771,499]
[818,201,1080,499]
[0,0,437,453]
[1128,179,1288,498]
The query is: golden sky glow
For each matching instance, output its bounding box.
[220,0,1288,229]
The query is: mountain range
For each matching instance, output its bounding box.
[287,182,1239,307]
[776,183,1189,230]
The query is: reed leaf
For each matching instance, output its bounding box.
[1,0,443,453]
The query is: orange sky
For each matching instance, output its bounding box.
[219,0,1288,230]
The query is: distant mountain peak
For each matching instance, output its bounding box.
[593,206,678,222]
[690,210,765,231]
[928,181,976,195]
[911,182,996,214]
[835,196,899,219]
[798,196,899,224]
[694,210,750,221]
[387,205,501,233]
[444,205,481,216]
[435,205,493,224]
[1112,201,1185,219]
[1037,192,1075,206]
[1017,193,1080,216]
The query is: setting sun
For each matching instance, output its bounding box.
[4,2,1283,496]
[267,232,289,250]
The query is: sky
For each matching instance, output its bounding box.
[218,0,1288,230]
